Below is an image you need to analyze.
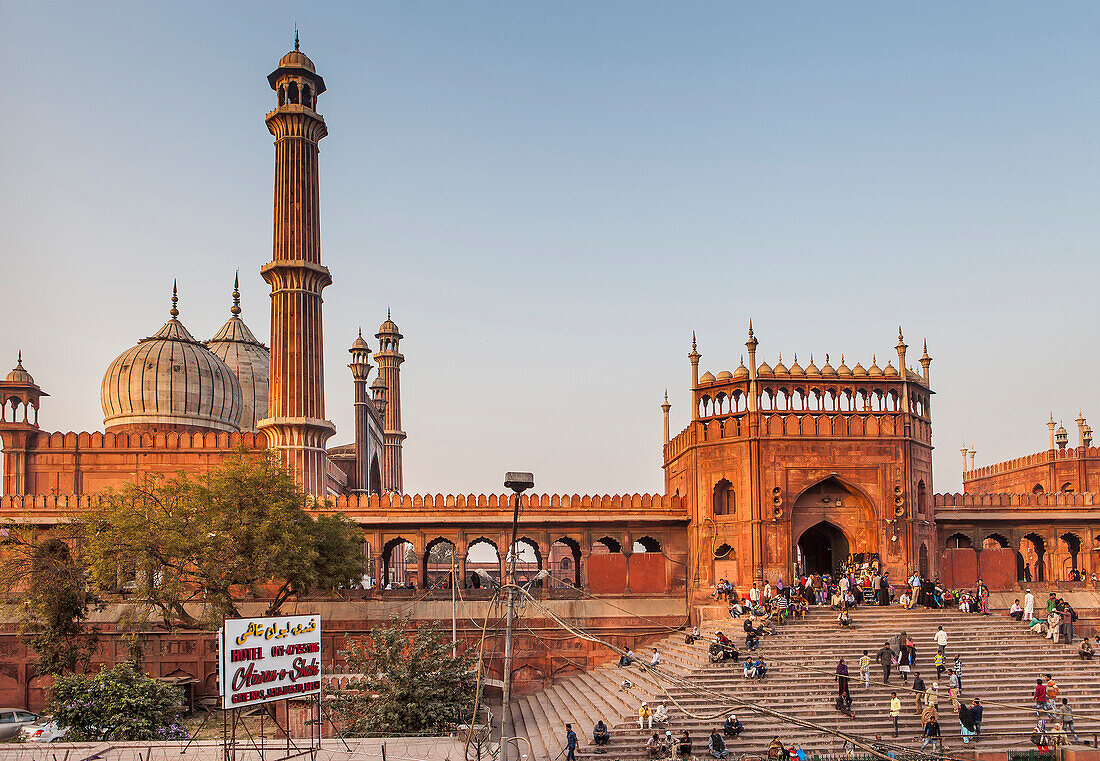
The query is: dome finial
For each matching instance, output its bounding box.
[16,350,22,367]
[170,280,179,319]
[294,26,300,51]
[388,306,391,320]
[231,271,241,316]
[691,330,697,351]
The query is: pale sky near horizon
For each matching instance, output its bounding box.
[1,2,1098,496]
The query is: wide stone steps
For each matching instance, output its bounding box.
[511,604,1100,760]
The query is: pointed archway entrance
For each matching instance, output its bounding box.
[796,521,849,576]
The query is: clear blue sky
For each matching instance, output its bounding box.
[2,2,1098,495]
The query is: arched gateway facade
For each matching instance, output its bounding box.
[663,327,938,598]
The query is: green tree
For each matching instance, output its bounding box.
[326,617,476,736]
[48,663,186,741]
[80,449,364,629]
[0,529,97,675]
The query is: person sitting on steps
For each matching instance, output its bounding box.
[723,715,744,738]
[592,720,610,750]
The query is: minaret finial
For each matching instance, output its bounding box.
[294,26,300,51]
[388,306,391,320]
[231,271,241,316]
[664,389,669,403]
[691,331,697,351]
[16,350,22,368]
[170,280,179,319]
[358,327,363,338]
[748,319,754,339]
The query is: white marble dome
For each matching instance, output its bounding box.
[206,290,270,433]
[101,294,243,433]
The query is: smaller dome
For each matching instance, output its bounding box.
[377,309,402,338]
[733,357,749,380]
[756,360,773,377]
[852,362,868,377]
[789,354,805,376]
[6,353,33,384]
[837,355,852,376]
[716,370,733,382]
[700,370,716,384]
[805,355,821,376]
[279,49,316,73]
[773,355,788,375]
[371,375,387,391]
[869,356,884,376]
[884,361,899,378]
[351,330,371,352]
[821,355,836,376]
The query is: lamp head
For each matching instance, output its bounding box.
[504,471,535,493]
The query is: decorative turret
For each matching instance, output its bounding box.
[1056,423,1069,450]
[895,326,908,372]
[661,390,671,445]
[961,443,969,473]
[1076,411,1087,448]
[0,351,49,496]
[745,320,758,379]
[919,340,932,384]
[371,375,388,416]
[689,332,701,388]
[1,351,47,428]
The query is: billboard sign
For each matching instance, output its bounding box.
[219,614,321,709]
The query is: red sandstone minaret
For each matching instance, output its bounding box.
[257,36,335,496]
[376,312,405,493]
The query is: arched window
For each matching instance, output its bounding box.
[288,81,299,104]
[1032,483,1045,495]
[1061,482,1075,494]
[301,84,312,108]
[712,479,733,516]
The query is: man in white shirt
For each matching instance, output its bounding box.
[1024,589,1035,622]
[749,582,761,605]
[909,573,921,608]
[934,626,948,654]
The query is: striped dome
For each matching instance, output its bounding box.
[206,284,270,432]
[101,316,243,433]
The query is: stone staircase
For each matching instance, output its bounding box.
[509,606,1100,760]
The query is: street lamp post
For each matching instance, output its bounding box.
[501,471,534,761]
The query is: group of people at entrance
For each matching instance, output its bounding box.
[572,714,744,759]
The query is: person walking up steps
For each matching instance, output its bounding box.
[935,625,948,655]
[889,692,901,737]
[859,650,871,689]
[1024,589,1035,622]
[971,699,983,741]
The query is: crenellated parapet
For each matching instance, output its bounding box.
[935,491,1098,510]
[26,430,266,451]
[963,446,1100,481]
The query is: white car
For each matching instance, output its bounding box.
[19,719,69,743]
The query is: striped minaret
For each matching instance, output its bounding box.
[257,37,335,496]
[375,312,405,493]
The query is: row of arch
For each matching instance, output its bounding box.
[365,534,665,590]
[276,80,316,109]
[0,397,40,426]
[944,530,1099,582]
[698,388,929,418]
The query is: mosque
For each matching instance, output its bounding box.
[1,38,1098,607]
[0,41,404,502]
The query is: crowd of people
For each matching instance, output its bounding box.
[580,565,1094,759]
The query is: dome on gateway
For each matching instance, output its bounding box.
[101,286,243,433]
[206,278,270,432]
